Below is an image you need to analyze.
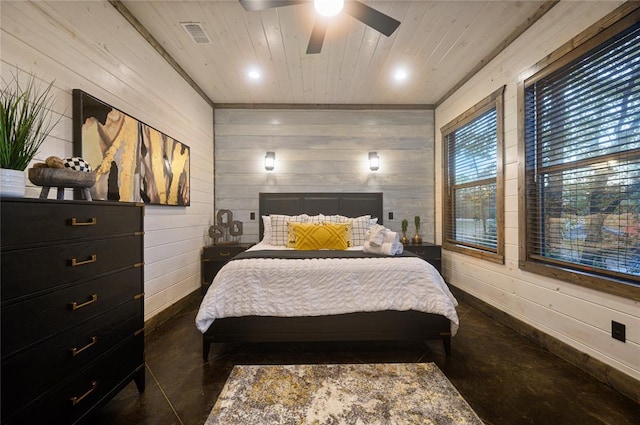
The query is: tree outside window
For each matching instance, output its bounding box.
[442,87,505,264]
[520,16,640,299]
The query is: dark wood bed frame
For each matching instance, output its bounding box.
[202,192,452,360]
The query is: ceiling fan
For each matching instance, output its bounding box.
[239,0,401,54]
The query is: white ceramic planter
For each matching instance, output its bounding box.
[0,168,26,198]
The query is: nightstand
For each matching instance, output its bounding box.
[201,243,253,292]
[403,242,442,274]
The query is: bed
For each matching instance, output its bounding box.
[196,192,459,360]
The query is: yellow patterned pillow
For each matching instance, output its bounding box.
[288,222,351,250]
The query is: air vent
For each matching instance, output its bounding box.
[181,22,211,44]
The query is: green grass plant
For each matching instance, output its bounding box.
[0,70,61,170]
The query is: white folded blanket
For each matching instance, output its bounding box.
[363,225,404,255]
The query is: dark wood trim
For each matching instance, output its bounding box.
[517,4,640,301]
[435,0,559,107]
[443,243,504,264]
[518,261,640,301]
[440,86,505,135]
[213,103,434,110]
[517,81,528,276]
[451,287,640,403]
[144,287,202,334]
[536,148,640,176]
[523,3,640,86]
[441,86,506,265]
[109,0,214,108]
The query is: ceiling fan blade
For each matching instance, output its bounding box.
[306,17,328,54]
[343,1,400,37]
[239,0,309,12]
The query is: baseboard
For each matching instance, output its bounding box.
[451,287,640,404]
[144,287,202,335]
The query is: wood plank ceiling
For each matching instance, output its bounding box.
[118,0,555,106]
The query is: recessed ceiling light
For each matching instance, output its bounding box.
[394,69,408,81]
[248,69,261,80]
[314,0,344,17]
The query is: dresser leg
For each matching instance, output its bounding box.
[134,366,146,393]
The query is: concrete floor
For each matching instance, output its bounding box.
[88,293,639,425]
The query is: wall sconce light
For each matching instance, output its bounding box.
[265,151,275,171]
[369,152,379,171]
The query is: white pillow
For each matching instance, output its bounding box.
[261,215,272,244]
[307,214,325,224]
[269,214,309,246]
[324,214,372,246]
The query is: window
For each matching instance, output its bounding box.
[442,87,505,263]
[520,14,640,299]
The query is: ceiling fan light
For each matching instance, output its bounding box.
[314,0,344,17]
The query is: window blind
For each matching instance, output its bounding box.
[524,21,640,283]
[445,108,498,251]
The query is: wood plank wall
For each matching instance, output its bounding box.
[1,1,214,321]
[213,108,435,242]
[435,0,639,384]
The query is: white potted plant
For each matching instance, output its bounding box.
[0,70,61,197]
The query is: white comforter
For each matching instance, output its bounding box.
[195,243,460,336]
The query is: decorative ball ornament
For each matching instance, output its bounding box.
[63,157,92,172]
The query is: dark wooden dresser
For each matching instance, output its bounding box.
[1,198,145,425]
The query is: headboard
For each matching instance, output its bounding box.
[259,192,383,240]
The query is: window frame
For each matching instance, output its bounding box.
[441,86,505,264]
[517,4,640,301]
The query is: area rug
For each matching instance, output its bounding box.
[205,363,483,424]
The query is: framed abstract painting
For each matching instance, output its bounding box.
[72,89,190,206]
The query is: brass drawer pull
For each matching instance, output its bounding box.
[71,217,97,226]
[71,254,97,267]
[70,381,97,406]
[69,294,98,310]
[70,336,97,357]
[219,251,231,256]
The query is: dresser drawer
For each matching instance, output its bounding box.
[0,200,143,249]
[201,244,253,289]
[202,244,250,261]
[2,333,144,425]
[404,244,441,259]
[2,267,142,356]
[1,300,142,420]
[1,235,143,302]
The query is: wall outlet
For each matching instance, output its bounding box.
[250,212,255,220]
[611,321,626,343]
[388,212,394,220]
